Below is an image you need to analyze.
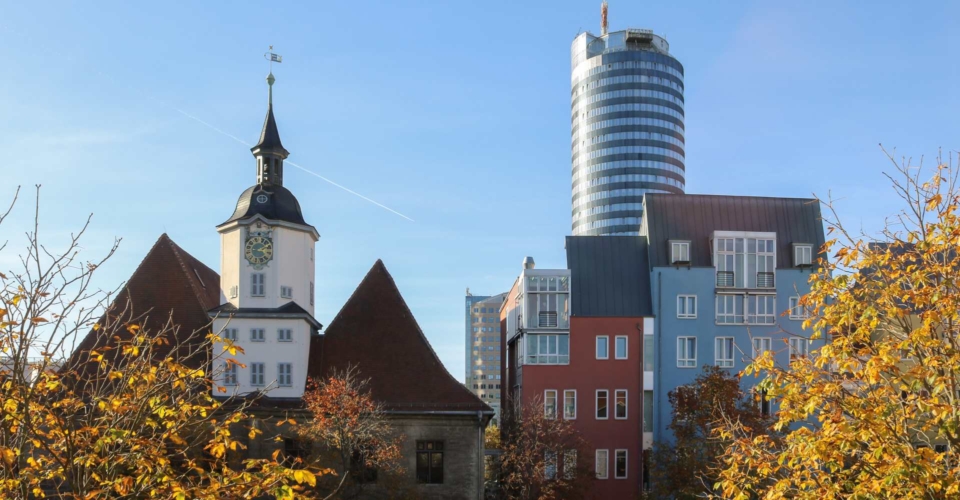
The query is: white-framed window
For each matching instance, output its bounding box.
[250,363,265,386]
[544,451,557,480]
[596,390,609,419]
[278,328,292,342]
[677,337,697,368]
[564,390,577,419]
[677,295,697,319]
[714,234,776,288]
[671,240,690,264]
[544,390,557,419]
[223,363,238,386]
[595,449,609,479]
[278,363,292,387]
[251,273,265,296]
[794,244,813,267]
[280,286,293,298]
[525,275,570,329]
[309,282,314,306]
[614,449,628,479]
[752,337,772,359]
[716,294,776,325]
[615,336,628,359]
[789,296,808,320]
[250,328,265,342]
[223,328,238,341]
[310,247,314,261]
[789,338,809,361]
[715,337,735,368]
[524,334,570,364]
[229,285,238,298]
[596,336,609,360]
[614,389,628,419]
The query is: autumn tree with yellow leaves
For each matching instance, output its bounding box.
[716,152,960,499]
[0,187,324,499]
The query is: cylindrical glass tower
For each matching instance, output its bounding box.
[571,29,685,236]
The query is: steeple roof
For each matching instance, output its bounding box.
[250,72,289,157]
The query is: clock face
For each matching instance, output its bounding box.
[244,236,274,266]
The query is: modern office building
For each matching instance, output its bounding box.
[570,7,686,236]
[466,292,507,422]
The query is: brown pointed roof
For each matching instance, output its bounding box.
[312,260,491,413]
[65,234,220,372]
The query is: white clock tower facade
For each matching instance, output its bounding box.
[211,72,321,399]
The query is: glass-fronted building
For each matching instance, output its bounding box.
[571,29,685,236]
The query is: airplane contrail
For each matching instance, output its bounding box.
[175,109,415,222]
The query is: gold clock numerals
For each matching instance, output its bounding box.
[244,235,274,268]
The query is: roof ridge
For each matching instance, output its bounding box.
[327,260,489,411]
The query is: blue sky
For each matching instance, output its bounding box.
[2,1,957,380]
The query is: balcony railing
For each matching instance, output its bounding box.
[716,271,734,287]
[757,272,775,288]
[538,312,558,328]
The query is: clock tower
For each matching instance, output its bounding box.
[210,71,321,399]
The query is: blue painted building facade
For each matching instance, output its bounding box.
[639,193,827,444]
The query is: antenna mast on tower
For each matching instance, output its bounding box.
[601,1,609,35]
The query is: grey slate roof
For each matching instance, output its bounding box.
[251,103,289,157]
[219,183,310,227]
[565,236,653,317]
[642,193,825,268]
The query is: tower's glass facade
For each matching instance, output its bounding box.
[571,29,685,236]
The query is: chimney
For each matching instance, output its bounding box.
[522,256,536,270]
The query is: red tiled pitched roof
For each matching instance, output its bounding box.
[66,234,220,372]
[312,260,491,413]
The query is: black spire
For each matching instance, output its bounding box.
[251,72,289,186]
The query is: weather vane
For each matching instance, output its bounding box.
[264,45,282,72]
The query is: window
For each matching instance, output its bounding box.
[251,273,265,296]
[524,334,569,364]
[277,328,293,342]
[229,285,238,298]
[309,282,314,306]
[752,337,772,359]
[278,363,292,386]
[615,336,628,359]
[644,336,654,371]
[223,328,238,341]
[794,244,813,267]
[223,363,238,385]
[251,328,265,342]
[677,337,696,368]
[615,449,628,479]
[596,449,609,479]
[544,390,557,419]
[309,247,314,261]
[789,296,808,320]
[716,294,776,325]
[758,389,771,416]
[596,336,609,359]
[525,275,570,329]
[280,286,293,298]
[544,451,557,479]
[351,448,379,483]
[596,390,609,419]
[250,363,265,386]
[670,240,690,264]
[283,438,312,465]
[564,390,577,419]
[714,235,776,288]
[715,337,735,368]
[643,391,653,432]
[677,295,697,319]
[416,441,443,484]
[789,338,809,361]
[615,390,628,419]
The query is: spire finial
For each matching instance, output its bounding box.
[263,46,283,106]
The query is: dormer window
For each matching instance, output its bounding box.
[793,244,813,267]
[670,240,690,265]
[713,232,776,288]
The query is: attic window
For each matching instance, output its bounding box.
[670,240,690,265]
[793,244,813,267]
